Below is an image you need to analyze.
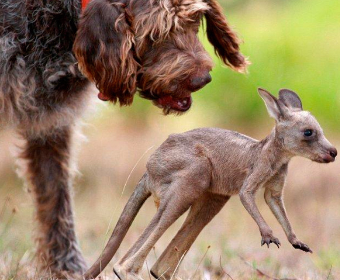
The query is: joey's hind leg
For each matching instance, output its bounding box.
[19,126,86,277]
[114,181,209,279]
[113,206,164,280]
[114,197,195,280]
[150,193,229,280]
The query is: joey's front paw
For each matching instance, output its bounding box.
[291,239,313,253]
[261,232,281,248]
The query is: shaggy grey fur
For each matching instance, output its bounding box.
[0,0,91,276]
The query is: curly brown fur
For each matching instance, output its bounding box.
[73,0,137,105]
[74,0,248,112]
[205,0,248,72]
[0,0,247,276]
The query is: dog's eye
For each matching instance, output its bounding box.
[304,129,313,137]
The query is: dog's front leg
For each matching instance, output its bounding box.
[19,126,87,277]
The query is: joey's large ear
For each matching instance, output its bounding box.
[258,88,284,121]
[278,89,303,111]
[205,0,248,73]
[73,0,137,105]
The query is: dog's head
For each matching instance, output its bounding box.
[73,0,248,114]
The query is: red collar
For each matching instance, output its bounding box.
[82,0,91,10]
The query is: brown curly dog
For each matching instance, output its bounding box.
[0,0,247,277]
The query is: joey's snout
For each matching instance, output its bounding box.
[329,147,338,158]
[321,146,337,163]
[317,137,337,163]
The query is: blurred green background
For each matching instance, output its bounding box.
[118,0,339,133]
[0,0,339,279]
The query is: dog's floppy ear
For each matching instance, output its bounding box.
[73,0,137,105]
[205,0,248,73]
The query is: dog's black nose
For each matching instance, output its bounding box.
[189,73,212,91]
[329,148,337,158]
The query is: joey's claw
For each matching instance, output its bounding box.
[274,238,281,248]
[292,240,313,253]
[261,236,281,248]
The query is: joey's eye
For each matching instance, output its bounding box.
[304,129,313,137]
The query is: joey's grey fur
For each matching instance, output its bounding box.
[84,88,337,280]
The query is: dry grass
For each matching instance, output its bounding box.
[0,109,339,280]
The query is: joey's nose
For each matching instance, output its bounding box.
[189,73,212,91]
[329,147,337,158]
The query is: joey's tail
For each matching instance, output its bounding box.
[83,173,151,279]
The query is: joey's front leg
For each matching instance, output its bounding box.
[239,178,280,248]
[264,175,312,253]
